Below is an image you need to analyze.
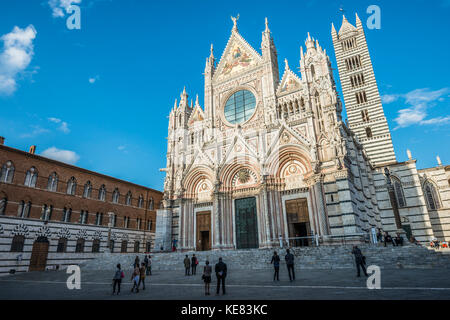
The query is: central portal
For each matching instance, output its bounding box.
[196,211,211,251]
[235,197,258,249]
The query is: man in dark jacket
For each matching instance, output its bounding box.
[215,257,227,295]
[270,251,280,281]
[191,254,198,275]
[285,249,295,281]
[352,245,368,277]
[184,255,191,276]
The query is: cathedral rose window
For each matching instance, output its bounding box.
[224,90,256,124]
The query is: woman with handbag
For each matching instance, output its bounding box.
[112,263,124,295]
[202,260,212,295]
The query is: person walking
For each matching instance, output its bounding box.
[191,254,198,275]
[144,255,149,272]
[131,265,140,293]
[351,245,368,277]
[138,262,146,290]
[285,249,295,281]
[112,263,124,295]
[202,260,212,295]
[147,255,152,276]
[184,255,191,276]
[215,257,227,295]
[270,251,280,281]
[134,255,140,268]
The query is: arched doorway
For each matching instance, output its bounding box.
[235,197,258,249]
[29,236,49,271]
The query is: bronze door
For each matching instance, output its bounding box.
[29,236,49,271]
[196,211,211,251]
[285,198,310,246]
[235,197,258,249]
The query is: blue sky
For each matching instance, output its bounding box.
[0,0,449,190]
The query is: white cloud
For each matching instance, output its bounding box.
[47,117,70,133]
[88,75,99,84]
[0,25,37,95]
[390,88,450,129]
[48,0,82,18]
[48,117,61,123]
[381,94,398,104]
[19,125,50,138]
[118,145,126,151]
[41,147,80,164]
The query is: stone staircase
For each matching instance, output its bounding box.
[81,244,450,271]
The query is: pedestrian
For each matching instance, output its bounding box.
[351,245,368,277]
[184,255,191,276]
[134,255,140,268]
[144,255,149,271]
[376,228,383,243]
[270,251,280,281]
[215,257,227,295]
[131,265,140,293]
[112,263,124,295]
[202,260,212,295]
[138,262,146,290]
[384,232,392,247]
[285,249,295,281]
[147,255,152,276]
[191,254,198,275]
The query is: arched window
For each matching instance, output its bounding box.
[79,210,88,224]
[62,207,72,222]
[75,238,85,253]
[57,238,67,253]
[126,191,132,206]
[310,64,316,79]
[24,167,38,187]
[67,177,77,195]
[83,181,92,198]
[121,240,128,253]
[112,188,120,203]
[92,239,101,253]
[424,181,441,210]
[392,177,406,208]
[17,201,32,218]
[47,172,58,192]
[98,185,106,201]
[0,197,6,215]
[41,204,52,221]
[134,241,140,253]
[138,195,143,208]
[10,235,25,252]
[95,212,104,225]
[365,127,373,138]
[1,161,15,183]
[148,197,154,210]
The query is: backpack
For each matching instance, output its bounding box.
[121,271,125,279]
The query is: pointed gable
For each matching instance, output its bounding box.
[214,30,262,82]
[277,60,302,95]
[188,104,205,126]
[338,15,357,37]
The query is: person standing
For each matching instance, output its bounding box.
[131,265,140,293]
[147,255,152,276]
[285,249,295,281]
[144,255,149,273]
[112,263,123,295]
[191,254,198,275]
[134,255,140,269]
[202,260,212,295]
[215,257,227,295]
[270,251,280,281]
[184,255,191,276]
[138,262,146,290]
[351,245,368,277]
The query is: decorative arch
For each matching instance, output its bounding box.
[266,145,313,178]
[183,166,214,199]
[423,179,441,210]
[218,158,260,191]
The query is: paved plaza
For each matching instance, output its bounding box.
[1,266,450,300]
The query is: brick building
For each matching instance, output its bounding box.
[0,138,163,274]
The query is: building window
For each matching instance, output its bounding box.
[67,177,77,195]
[98,185,106,201]
[146,241,152,252]
[83,181,92,198]
[92,239,101,253]
[0,197,6,215]
[10,235,25,252]
[17,201,31,218]
[79,210,88,224]
[109,240,115,252]
[345,55,362,71]
[224,90,257,124]
[147,220,153,231]
[424,181,441,210]
[75,238,85,253]
[47,172,58,192]
[124,216,129,228]
[361,109,369,122]
[41,205,53,221]
[148,197,154,210]
[126,191,132,206]
[62,207,72,223]
[57,238,67,253]
[365,127,373,138]
[95,212,104,226]
[310,64,316,79]
[121,240,128,253]
[112,214,117,227]
[1,161,15,183]
[138,195,143,208]
[392,177,406,208]
[24,167,38,187]
[355,91,368,104]
[136,218,141,230]
[134,241,140,253]
[112,188,120,203]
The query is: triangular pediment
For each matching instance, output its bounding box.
[188,105,205,126]
[277,68,302,95]
[265,123,311,161]
[214,30,262,82]
[219,132,259,167]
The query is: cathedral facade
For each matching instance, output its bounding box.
[155,15,450,251]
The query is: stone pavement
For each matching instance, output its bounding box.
[1,266,450,300]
